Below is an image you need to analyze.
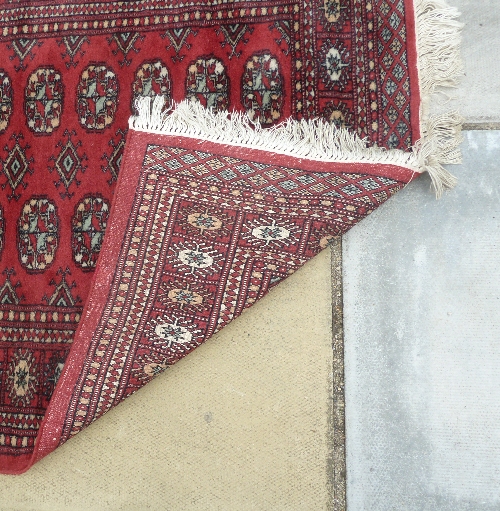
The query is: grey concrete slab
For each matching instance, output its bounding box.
[343,130,500,510]
[431,0,500,125]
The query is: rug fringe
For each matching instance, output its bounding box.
[414,0,464,197]
[131,96,422,171]
[414,111,463,197]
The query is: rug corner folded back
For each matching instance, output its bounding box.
[0,0,463,475]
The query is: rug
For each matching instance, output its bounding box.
[0,0,462,474]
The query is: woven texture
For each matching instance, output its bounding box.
[0,0,421,474]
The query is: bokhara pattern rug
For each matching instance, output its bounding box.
[0,0,461,473]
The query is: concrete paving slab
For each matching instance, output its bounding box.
[430,0,500,125]
[343,130,500,510]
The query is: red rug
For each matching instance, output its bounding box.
[0,0,461,473]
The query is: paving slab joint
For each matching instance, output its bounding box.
[328,237,347,511]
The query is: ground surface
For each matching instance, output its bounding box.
[344,0,500,507]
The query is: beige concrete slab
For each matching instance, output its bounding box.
[0,249,334,511]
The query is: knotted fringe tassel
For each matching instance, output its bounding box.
[414,0,464,197]
[130,0,463,199]
[414,112,463,197]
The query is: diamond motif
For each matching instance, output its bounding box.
[324,190,343,198]
[234,179,252,189]
[377,176,397,186]
[382,53,394,68]
[49,129,88,198]
[380,27,392,42]
[180,153,198,164]
[394,91,406,109]
[359,178,380,191]
[206,158,226,171]
[236,163,257,175]
[164,159,182,170]
[296,175,316,185]
[392,63,405,81]
[341,184,361,196]
[378,41,385,56]
[373,191,389,203]
[388,11,401,29]
[1,134,33,200]
[387,133,400,149]
[249,175,268,187]
[396,121,409,136]
[387,106,399,124]
[195,150,210,159]
[390,38,403,54]
[262,185,282,194]
[309,182,329,193]
[191,164,210,176]
[379,1,391,16]
[265,169,286,180]
[152,148,172,160]
[252,162,270,170]
[148,164,166,173]
[205,175,221,183]
[219,169,237,180]
[385,78,397,96]
[327,175,348,186]
[279,180,299,190]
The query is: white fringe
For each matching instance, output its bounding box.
[130,96,420,170]
[414,0,464,197]
[129,0,463,198]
